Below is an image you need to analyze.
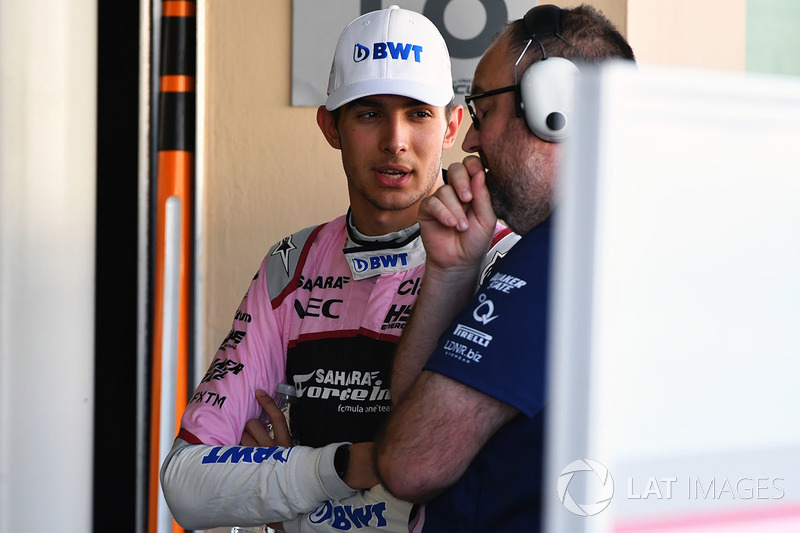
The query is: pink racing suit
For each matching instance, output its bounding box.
[160,212,519,531]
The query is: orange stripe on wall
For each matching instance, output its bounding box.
[163,1,196,17]
[148,149,194,533]
[160,75,195,93]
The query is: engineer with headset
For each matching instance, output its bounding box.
[376,5,635,531]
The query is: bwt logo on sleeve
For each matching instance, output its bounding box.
[353,42,423,63]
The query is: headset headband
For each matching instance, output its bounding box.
[523,4,562,39]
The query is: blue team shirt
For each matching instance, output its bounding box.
[421,220,551,532]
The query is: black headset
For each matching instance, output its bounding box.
[515,5,580,142]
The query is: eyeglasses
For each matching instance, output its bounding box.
[464,85,517,131]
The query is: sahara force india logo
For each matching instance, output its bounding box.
[292,369,391,405]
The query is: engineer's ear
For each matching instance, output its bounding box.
[317,106,341,150]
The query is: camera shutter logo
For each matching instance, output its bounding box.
[557,459,614,516]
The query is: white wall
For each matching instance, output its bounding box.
[0,0,97,530]
[546,62,800,533]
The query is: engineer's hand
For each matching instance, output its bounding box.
[240,389,293,448]
[420,155,497,275]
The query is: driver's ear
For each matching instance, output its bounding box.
[317,106,341,149]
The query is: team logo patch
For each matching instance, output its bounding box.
[353,41,423,63]
[353,43,370,62]
[271,235,296,276]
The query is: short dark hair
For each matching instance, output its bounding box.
[503,4,635,73]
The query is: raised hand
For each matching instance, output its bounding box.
[419,156,497,276]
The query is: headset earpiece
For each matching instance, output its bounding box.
[514,4,581,142]
[518,56,579,142]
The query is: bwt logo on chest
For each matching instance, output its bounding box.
[353,42,423,63]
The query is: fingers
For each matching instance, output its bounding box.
[420,187,467,231]
[461,155,486,180]
[447,157,480,203]
[256,389,294,447]
[255,388,279,414]
[441,157,496,232]
[240,431,258,447]
[268,406,293,448]
[238,389,295,448]
[255,390,286,440]
[241,418,274,447]
[423,158,487,231]
[461,160,496,230]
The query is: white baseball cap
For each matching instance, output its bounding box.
[325,5,454,110]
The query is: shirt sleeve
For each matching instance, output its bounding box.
[161,249,298,527]
[160,439,357,529]
[179,251,287,446]
[423,228,550,417]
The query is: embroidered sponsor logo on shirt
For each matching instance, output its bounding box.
[271,235,297,276]
[382,304,412,330]
[442,339,483,363]
[298,275,351,291]
[351,253,409,275]
[453,323,492,347]
[219,329,246,350]
[201,357,244,382]
[189,390,227,408]
[234,310,252,323]
[344,234,426,280]
[292,369,391,408]
[309,500,388,529]
[397,277,422,296]
[294,298,343,319]
[201,445,290,464]
[473,294,499,325]
[487,272,528,293]
[479,249,506,285]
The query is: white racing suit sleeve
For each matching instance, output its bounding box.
[160,438,357,530]
[282,484,414,533]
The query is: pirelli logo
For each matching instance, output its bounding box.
[453,324,492,347]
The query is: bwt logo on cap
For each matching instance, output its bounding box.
[353,41,423,63]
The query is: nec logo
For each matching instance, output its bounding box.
[353,42,423,63]
[352,253,409,274]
